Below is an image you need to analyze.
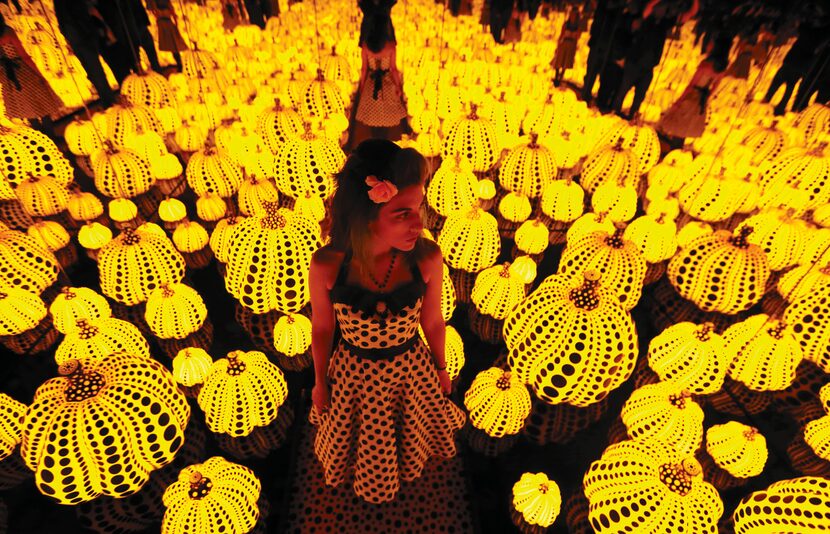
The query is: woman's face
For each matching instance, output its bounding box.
[368,183,425,252]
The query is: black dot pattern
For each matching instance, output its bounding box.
[92,146,154,199]
[274,131,344,200]
[15,175,68,217]
[102,103,164,149]
[120,72,176,109]
[302,74,345,119]
[706,422,768,479]
[209,216,246,263]
[648,322,728,395]
[287,413,474,532]
[0,227,59,292]
[144,283,207,340]
[783,283,830,373]
[470,262,528,320]
[161,456,261,534]
[621,382,703,457]
[224,205,320,314]
[668,228,771,315]
[736,212,805,271]
[55,316,150,365]
[732,476,830,533]
[98,226,186,306]
[50,287,112,335]
[255,103,304,154]
[583,440,722,533]
[65,119,104,157]
[426,153,479,217]
[0,125,74,189]
[464,368,531,438]
[503,272,638,407]
[185,146,243,198]
[436,207,501,271]
[441,109,500,172]
[0,392,25,461]
[0,287,47,335]
[498,137,557,199]
[593,122,661,175]
[761,146,830,210]
[558,227,647,310]
[21,352,190,504]
[197,350,288,437]
[580,141,639,194]
[724,314,801,391]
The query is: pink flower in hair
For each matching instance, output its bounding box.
[365,175,398,203]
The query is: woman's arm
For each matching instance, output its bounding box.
[360,45,368,84]
[419,242,447,373]
[389,44,403,87]
[309,249,338,389]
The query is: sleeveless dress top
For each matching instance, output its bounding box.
[311,248,466,504]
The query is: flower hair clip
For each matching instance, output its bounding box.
[365,175,398,203]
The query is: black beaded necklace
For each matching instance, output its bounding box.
[367,249,398,291]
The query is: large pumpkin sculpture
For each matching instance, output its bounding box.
[21,353,190,504]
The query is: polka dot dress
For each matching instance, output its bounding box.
[311,249,466,504]
[355,52,408,128]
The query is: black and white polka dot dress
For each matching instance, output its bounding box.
[311,248,466,504]
[355,51,408,128]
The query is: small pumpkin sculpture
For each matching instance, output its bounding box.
[54,317,150,365]
[162,456,261,534]
[471,262,529,320]
[464,369,531,438]
[21,353,190,504]
[706,422,768,479]
[621,382,704,456]
[804,383,830,461]
[667,226,770,315]
[197,350,288,437]
[648,322,728,395]
[511,472,562,531]
[783,283,830,373]
[723,314,802,391]
[583,439,723,533]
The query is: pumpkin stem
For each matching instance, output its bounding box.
[528,132,539,148]
[468,103,478,120]
[569,271,601,311]
[730,226,753,248]
[695,322,715,341]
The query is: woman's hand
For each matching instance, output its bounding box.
[312,381,331,413]
[437,369,452,396]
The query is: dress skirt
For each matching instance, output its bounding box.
[311,337,466,504]
[657,89,708,139]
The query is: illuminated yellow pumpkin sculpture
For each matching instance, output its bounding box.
[162,456,261,534]
[144,283,208,340]
[441,104,501,172]
[21,354,190,504]
[580,138,639,194]
[804,383,830,461]
[172,348,214,388]
[197,350,288,437]
[724,315,802,391]
[540,176,584,224]
[464,369,531,438]
[778,262,830,303]
[15,175,68,217]
[498,133,557,199]
[667,226,770,315]
[98,226,186,306]
[91,142,154,199]
[621,382,703,456]
[272,312,312,357]
[648,322,728,395]
[0,393,25,460]
[558,225,647,310]
[732,477,830,533]
[274,123,345,200]
[737,209,808,271]
[706,422,767,479]
[186,143,244,198]
[0,227,59,293]
[583,440,722,533]
[425,153,478,217]
[624,213,678,263]
[504,271,638,407]
[224,203,320,314]
[512,472,561,530]
[55,317,150,365]
[437,205,501,272]
[0,288,47,336]
[783,282,830,373]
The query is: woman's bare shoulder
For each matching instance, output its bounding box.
[416,239,443,283]
[312,245,346,267]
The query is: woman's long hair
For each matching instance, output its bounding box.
[324,139,428,279]
[365,10,395,53]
